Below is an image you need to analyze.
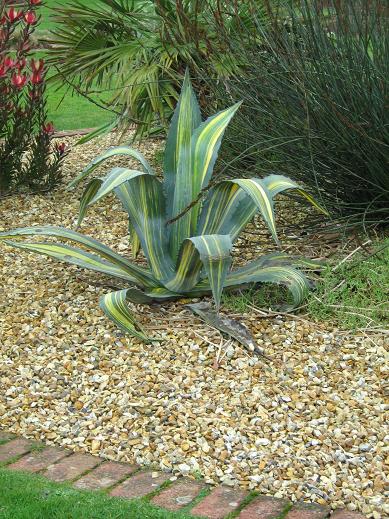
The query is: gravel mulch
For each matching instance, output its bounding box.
[0,133,388,518]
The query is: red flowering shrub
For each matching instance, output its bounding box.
[0,0,66,193]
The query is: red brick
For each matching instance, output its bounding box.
[8,447,68,473]
[0,438,32,462]
[110,471,171,499]
[286,502,330,519]
[151,479,205,511]
[43,453,101,482]
[73,461,137,490]
[191,486,248,519]
[331,511,366,519]
[238,495,289,518]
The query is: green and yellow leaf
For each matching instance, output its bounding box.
[225,262,311,307]
[88,167,149,205]
[0,226,157,288]
[262,174,329,215]
[77,177,102,228]
[99,289,151,342]
[164,69,202,259]
[115,176,175,281]
[165,234,232,309]
[68,146,155,189]
[4,240,134,281]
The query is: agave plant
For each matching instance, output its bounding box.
[0,73,323,342]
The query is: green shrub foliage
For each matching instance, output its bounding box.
[0,0,65,193]
[48,0,268,139]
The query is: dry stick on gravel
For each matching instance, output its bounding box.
[192,330,233,370]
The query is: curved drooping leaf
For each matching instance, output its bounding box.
[4,241,135,282]
[188,252,313,307]
[164,70,202,259]
[68,145,155,189]
[262,174,329,214]
[225,263,311,307]
[115,176,175,282]
[0,226,157,288]
[87,167,149,205]
[100,289,151,342]
[198,175,325,245]
[165,234,233,309]
[77,177,103,228]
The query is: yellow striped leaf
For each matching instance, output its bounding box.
[68,146,155,189]
[100,289,151,342]
[0,226,157,288]
[164,70,202,259]
[165,234,232,309]
[225,263,310,307]
[262,174,329,215]
[88,167,148,205]
[4,241,135,282]
[188,101,242,229]
[115,176,175,282]
[191,102,242,196]
[77,177,102,228]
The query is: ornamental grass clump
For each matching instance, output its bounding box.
[0,0,65,193]
[210,0,389,224]
[0,73,324,342]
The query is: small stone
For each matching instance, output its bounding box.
[91,440,101,452]
[255,438,270,446]
[178,463,191,476]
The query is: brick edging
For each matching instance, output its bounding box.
[0,432,367,519]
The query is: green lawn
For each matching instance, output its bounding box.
[39,0,101,32]
[45,82,113,132]
[36,1,113,131]
[0,469,197,519]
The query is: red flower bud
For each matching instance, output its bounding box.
[31,58,44,73]
[30,0,42,4]
[11,73,27,88]
[43,122,55,135]
[0,65,8,78]
[7,7,23,23]
[24,11,37,25]
[31,71,43,84]
[4,56,15,68]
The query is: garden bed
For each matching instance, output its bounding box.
[0,134,387,518]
